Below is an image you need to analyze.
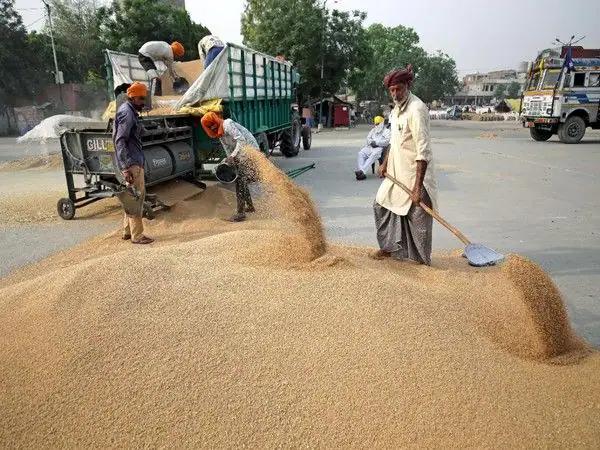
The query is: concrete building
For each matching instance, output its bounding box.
[448,64,528,106]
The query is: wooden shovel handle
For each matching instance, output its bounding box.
[385,174,471,246]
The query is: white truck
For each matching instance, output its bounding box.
[521,46,600,143]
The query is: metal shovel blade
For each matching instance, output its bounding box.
[463,243,505,267]
[115,188,143,216]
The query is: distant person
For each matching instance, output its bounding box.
[200,112,258,222]
[198,35,225,69]
[372,64,438,265]
[355,115,390,181]
[138,41,185,97]
[112,82,154,245]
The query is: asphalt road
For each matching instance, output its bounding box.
[1,121,599,346]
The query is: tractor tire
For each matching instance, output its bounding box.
[57,198,75,220]
[280,117,301,158]
[301,126,312,150]
[557,116,586,144]
[256,132,269,156]
[530,128,553,142]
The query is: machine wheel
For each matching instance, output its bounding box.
[530,128,553,141]
[301,126,312,150]
[142,202,154,220]
[280,116,301,158]
[256,132,269,156]
[557,116,586,144]
[57,198,75,220]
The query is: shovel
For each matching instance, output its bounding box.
[115,185,144,216]
[385,174,504,267]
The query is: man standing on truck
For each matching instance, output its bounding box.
[198,35,225,69]
[137,41,185,97]
[200,112,258,223]
[113,82,154,245]
[372,65,438,265]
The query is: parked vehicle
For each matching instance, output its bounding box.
[521,45,600,143]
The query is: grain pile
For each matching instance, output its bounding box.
[1,151,599,447]
[0,153,63,172]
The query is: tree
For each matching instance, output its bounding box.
[99,0,211,61]
[348,24,426,102]
[44,0,107,83]
[494,84,507,100]
[412,51,460,104]
[507,81,521,99]
[241,0,369,101]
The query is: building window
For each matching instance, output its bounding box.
[589,73,600,87]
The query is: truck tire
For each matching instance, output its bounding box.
[558,116,586,144]
[301,126,312,150]
[256,132,269,156]
[280,117,301,158]
[530,128,553,142]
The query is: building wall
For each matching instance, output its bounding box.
[449,68,527,105]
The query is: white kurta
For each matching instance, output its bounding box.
[138,41,177,79]
[357,123,391,173]
[375,93,438,216]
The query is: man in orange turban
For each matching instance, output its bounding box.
[201,112,259,222]
[137,41,185,96]
[111,82,154,245]
[372,64,439,265]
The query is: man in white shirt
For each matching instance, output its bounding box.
[201,112,259,222]
[137,41,185,96]
[355,115,391,180]
[372,65,439,265]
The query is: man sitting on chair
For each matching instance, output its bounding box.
[355,115,391,181]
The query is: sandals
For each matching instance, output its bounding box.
[369,249,391,260]
[131,235,155,245]
[227,213,247,222]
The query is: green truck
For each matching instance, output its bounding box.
[56,43,312,220]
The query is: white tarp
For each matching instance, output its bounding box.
[16,115,108,143]
[106,50,167,91]
[175,44,295,109]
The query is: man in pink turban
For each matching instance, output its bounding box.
[371,64,439,265]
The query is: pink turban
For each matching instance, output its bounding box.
[383,64,414,88]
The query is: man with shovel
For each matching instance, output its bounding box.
[372,65,438,265]
[113,82,154,245]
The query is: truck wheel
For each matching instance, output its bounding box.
[530,128,553,141]
[57,198,75,220]
[301,126,312,150]
[558,116,586,144]
[280,118,301,157]
[256,132,269,156]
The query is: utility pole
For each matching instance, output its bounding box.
[41,0,64,105]
[317,0,327,130]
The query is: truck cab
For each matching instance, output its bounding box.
[521,46,600,143]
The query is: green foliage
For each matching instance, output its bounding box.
[349,24,459,103]
[98,0,211,60]
[412,51,460,104]
[494,84,507,100]
[0,0,42,104]
[241,0,369,101]
[507,81,521,98]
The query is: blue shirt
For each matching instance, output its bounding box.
[113,101,144,171]
[204,46,224,68]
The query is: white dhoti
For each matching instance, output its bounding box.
[357,146,384,174]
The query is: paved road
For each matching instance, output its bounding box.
[1,122,599,346]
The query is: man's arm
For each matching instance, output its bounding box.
[374,127,391,148]
[409,106,432,203]
[114,109,135,172]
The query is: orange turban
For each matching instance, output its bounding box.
[171,41,185,57]
[127,82,148,98]
[383,64,414,88]
[201,112,224,138]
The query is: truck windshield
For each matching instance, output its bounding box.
[541,70,561,89]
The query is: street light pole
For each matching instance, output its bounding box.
[317,0,327,130]
[41,0,64,105]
